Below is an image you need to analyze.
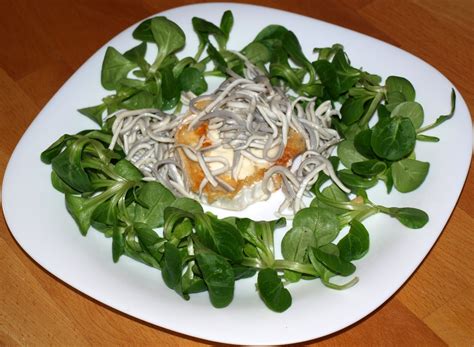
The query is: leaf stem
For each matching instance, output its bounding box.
[315,191,369,211]
[359,91,384,127]
[273,259,319,276]
[149,52,165,75]
[241,257,265,269]
[194,43,206,61]
[322,276,359,290]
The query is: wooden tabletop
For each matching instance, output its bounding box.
[1,0,473,345]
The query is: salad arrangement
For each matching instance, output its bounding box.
[41,11,454,312]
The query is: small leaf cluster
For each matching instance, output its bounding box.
[275,158,428,300]
[78,12,235,126]
[333,71,456,193]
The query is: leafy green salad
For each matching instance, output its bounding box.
[41,11,455,312]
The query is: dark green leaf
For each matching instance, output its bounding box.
[298,82,325,97]
[312,43,343,61]
[352,159,387,177]
[135,222,165,262]
[101,47,137,91]
[281,226,315,263]
[233,266,257,280]
[385,91,406,111]
[172,218,193,241]
[348,87,376,98]
[385,76,415,102]
[353,128,375,158]
[172,56,195,77]
[181,265,207,295]
[377,104,391,120]
[341,97,370,125]
[112,227,125,262]
[322,184,350,203]
[192,17,223,38]
[221,50,244,75]
[121,89,155,110]
[338,220,369,262]
[135,181,175,228]
[132,70,146,78]
[254,24,289,43]
[219,10,234,40]
[381,166,394,194]
[385,207,429,229]
[416,134,440,142]
[283,31,312,73]
[132,18,155,42]
[163,207,195,240]
[292,207,340,247]
[360,71,382,86]
[123,42,149,72]
[337,169,378,190]
[312,184,350,215]
[391,101,424,129]
[65,194,96,235]
[196,252,235,308]
[417,89,456,133]
[337,139,369,169]
[392,158,429,193]
[78,104,106,126]
[283,270,302,283]
[257,268,292,313]
[313,60,340,98]
[207,42,228,73]
[41,134,74,164]
[332,50,361,92]
[51,148,93,193]
[192,16,226,50]
[160,54,179,69]
[332,118,365,140]
[160,66,180,110]
[161,242,183,291]
[243,243,258,258]
[313,244,356,276]
[170,197,203,213]
[235,217,283,266]
[151,17,186,57]
[270,63,301,90]
[371,117,416,161]
[194,213,244,263]
[242,42,271,65]
[124,242,160,269]
[113,159,143,181]
[91,199,117,227]
[179,67,208,95]
[118,78,146,89]
[308,247,334,280]
[50,171,79,194]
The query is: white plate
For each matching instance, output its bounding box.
[2,3,472,345]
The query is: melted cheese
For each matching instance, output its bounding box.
[206,129,270,181]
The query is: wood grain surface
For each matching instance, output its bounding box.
[1,0,473,345]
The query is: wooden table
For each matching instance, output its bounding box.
[1,0,473,345]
